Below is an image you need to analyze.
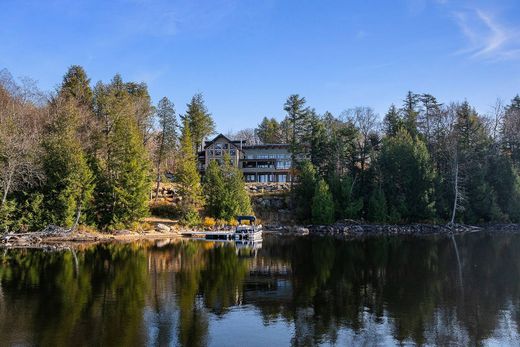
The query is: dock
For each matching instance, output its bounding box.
[180,230,235,240]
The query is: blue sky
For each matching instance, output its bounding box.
[1,0,519,132]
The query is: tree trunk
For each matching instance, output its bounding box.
[1,170,14,207]
[154,164,161,204]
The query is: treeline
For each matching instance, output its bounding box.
[269,93,520,224]
[0,66,251,232]
[1,64,519,231]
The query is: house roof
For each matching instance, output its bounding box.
[204,134,243,149]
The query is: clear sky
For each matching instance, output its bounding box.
[1,0,519,133]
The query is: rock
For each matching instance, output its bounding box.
[295,227,309,235]
[156,223,171,233]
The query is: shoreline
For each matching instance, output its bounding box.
[2,222,520,249]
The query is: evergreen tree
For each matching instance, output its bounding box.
[203,154,252,221]
[183,93,215,151]
[293,160,317,222]
[401,91,421,138]
[203,159,225,218]
[311,179,335,224]
[256,117,282,143]
[378,129,435,222]
[176,118,204,225]
[368,187,388,222]
[220,153,252,221]
[92,75,151,229]
[59,65,93,109]
[502,95,520,166]
[41,99,94,229]
[328,173,362,220]
[154,97,178,203]
[454,101,501,223]
[284,94,309,171]
[383,104,402,137]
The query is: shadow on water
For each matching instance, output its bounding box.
[0,232,519,346]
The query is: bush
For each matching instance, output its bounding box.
[150,202,178,218]
[181,210,201,227]
[203,217,216,228]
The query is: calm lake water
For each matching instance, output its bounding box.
[0,232,519,346]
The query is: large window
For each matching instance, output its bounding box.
[278,174,287,183]
[258,174,268,183]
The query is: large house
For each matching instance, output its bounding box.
[198,134,292,183]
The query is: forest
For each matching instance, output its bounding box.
[1,65,520,232]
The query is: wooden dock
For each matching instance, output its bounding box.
[180,231,235,240]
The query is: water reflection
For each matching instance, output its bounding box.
[0,233,519,346]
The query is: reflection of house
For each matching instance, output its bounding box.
[198,134,292,183]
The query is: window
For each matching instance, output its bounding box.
[276,160,291,169]
[214,143,222,150]
[230,149,236,156]
[223,144,229,149]
[278,174,287,183]
[215,150,222,156]
[258,174,268,183]
[245,174,256,182]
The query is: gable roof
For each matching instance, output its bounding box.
[204,134,243,149]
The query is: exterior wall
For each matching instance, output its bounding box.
[204,137,242,168]
[200,135,292,183]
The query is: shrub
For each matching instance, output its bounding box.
[203,217,216,228]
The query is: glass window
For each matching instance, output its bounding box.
[214,143,222,150]
[223,144,229,149]
[230,149,236,156]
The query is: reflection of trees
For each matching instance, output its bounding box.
[0,243,149,346]
[255,233,520,345]
[1,233,520,346]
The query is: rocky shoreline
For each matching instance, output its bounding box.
[266,221,520,237]
[2,221,520,248]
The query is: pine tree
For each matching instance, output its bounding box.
[284,94,309,164]
[92,75,151,229]
[176,118,204,225]
[154,97,178,203]
[312,179,335,224]
[183,93,215,151]
[401,91,421,138]
[41,99,94,229]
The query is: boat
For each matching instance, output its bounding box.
[234,215,263,241]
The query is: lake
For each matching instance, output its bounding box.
[0,232,519,346]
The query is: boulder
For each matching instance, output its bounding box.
[156,223,171,233]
